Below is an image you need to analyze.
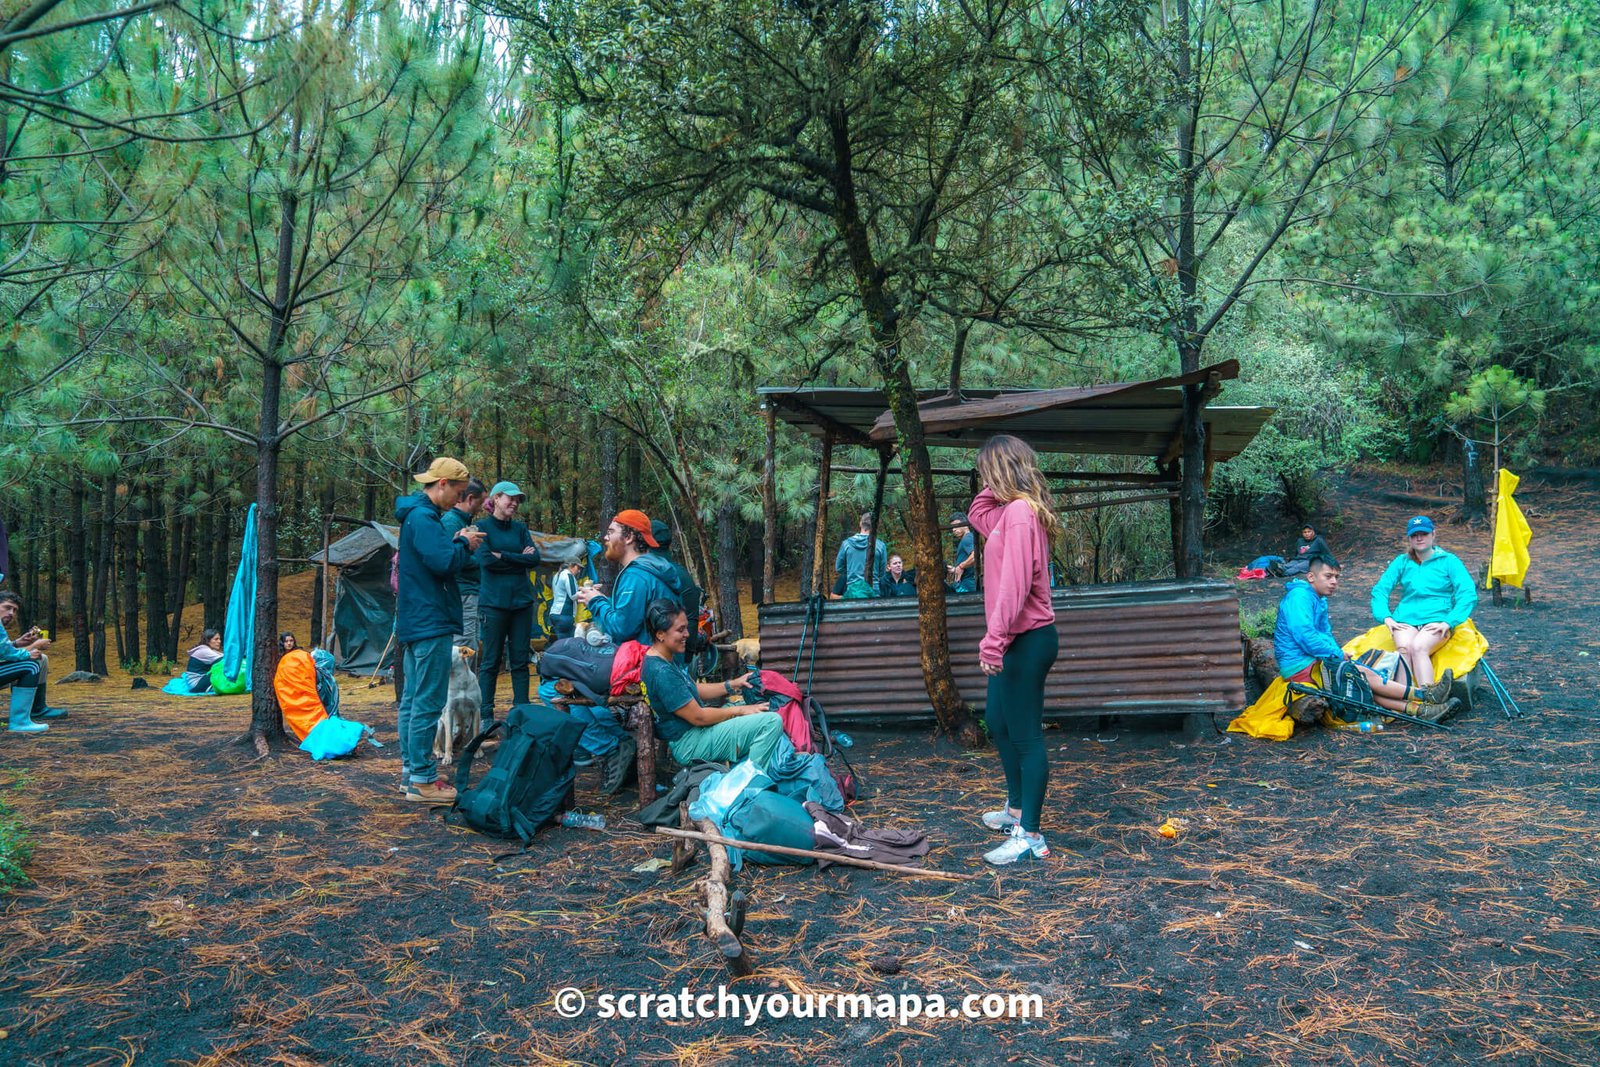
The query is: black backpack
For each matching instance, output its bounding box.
[450,701,585,849]
[1320,656,1376,722]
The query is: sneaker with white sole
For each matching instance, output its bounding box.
[981,808,1021,833]
[405,779,458,805]
[983,825,1050,866]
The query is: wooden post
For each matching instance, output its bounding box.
[1162,460,1183,575]
[762,403,777,605]
[863,446,891,590]
[319,517,333,648]
[809,432,834,598]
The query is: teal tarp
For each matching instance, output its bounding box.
[221,504,257,690]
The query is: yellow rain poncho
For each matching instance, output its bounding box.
[1227,619,1490,741]
[1487,468,1532,589]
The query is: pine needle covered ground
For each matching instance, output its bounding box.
[1,470,1596,1065]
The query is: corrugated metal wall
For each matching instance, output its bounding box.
[758,579,1246,721]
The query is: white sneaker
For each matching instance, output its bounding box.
[981,808,1021,833]
[983,826,1050,866]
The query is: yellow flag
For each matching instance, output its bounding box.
[1487,468,1532,589]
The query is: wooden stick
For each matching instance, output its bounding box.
[694,816,753,977]
[655,826,973,881]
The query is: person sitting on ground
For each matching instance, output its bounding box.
[1278,555,1457,724]
[833,512,888,597]
[879,553,918,598]
[183,629,225,694]
[273,632,329,742]
[640,598,785,770]
[1278,524,1331,577]
[947,513,977,593]
[0,592,65,731]
[1369,515,1477,689]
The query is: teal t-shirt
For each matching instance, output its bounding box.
[640,653,696,744]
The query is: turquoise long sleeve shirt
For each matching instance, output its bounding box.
[1369,547,1477,628]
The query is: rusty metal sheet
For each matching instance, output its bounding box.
[758,579,1246,721]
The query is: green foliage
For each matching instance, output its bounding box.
[1240,609,1280,641]
[0,778,33,893]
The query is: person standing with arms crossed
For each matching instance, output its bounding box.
[474,482,541,728]
[966,435,1060,866]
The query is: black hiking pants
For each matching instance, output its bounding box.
[985,623,1059,835]
[478,603,532,713]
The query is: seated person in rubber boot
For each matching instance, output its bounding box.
[1275,555,1458,724]
[640,598,785,771]
[0,591,66,732]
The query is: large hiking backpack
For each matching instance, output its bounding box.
[537,637,618,703]
[450,701,585,848]
[1320,656,1376,722]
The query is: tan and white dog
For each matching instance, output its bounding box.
[434,646,482,767]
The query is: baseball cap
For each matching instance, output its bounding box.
[1405,515,1434,536]
[650,519,673,549]
[613,509,660,547]
[488,481,525,499]
[414,457,469,484]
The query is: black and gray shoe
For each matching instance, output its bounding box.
[600,736,637,795]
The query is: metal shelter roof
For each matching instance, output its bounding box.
[758,360,1272,461]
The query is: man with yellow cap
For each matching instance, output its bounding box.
[394,458,486,804]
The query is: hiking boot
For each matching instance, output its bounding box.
[983,825,1050,866]
[1416,669,1454,705]
[600,736,637,795]
[980,808,1021,833]
[571,747,596,768]
[405,779,458,805]
[1288,694,1328,724]
[1406,698,1459,724]
[37,706,68,720]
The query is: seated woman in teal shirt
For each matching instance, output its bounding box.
[1369,515,1477,688]
[640,599,785,771]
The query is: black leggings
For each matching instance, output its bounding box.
[479,604,533,710]
[985,624,1059,834]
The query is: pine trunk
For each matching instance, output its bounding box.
[144,499,170,661]
[716,501,743,640]
[69,480,92,673]
[118,488,141,666]
[91,477,112,676]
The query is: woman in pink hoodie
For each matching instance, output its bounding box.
[967,434,1060,866]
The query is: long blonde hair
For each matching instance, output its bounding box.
[976,434,1060,534]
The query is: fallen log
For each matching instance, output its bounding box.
[655,826,974,881]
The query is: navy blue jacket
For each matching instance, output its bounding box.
[440,506,481,596]
[394,493,472,643]
[473,515,541,611]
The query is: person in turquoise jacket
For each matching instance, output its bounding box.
[473,481,541,724]
[1369,515,1477,688]
[1277,555,1457,724]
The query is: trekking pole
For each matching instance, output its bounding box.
[1480,661,1523,720]
[1286,682,1454,732]
[367,630,398,688]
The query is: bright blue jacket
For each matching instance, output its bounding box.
[834,532,888,584]
[394,493,472,643]
[1369,548,1477,628]
[1274,580,1345,680]
[0,629,31,666]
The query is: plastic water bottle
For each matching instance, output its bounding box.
[561,811,606,830]
[1355,721,1384,734]
[831,731,854,748]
